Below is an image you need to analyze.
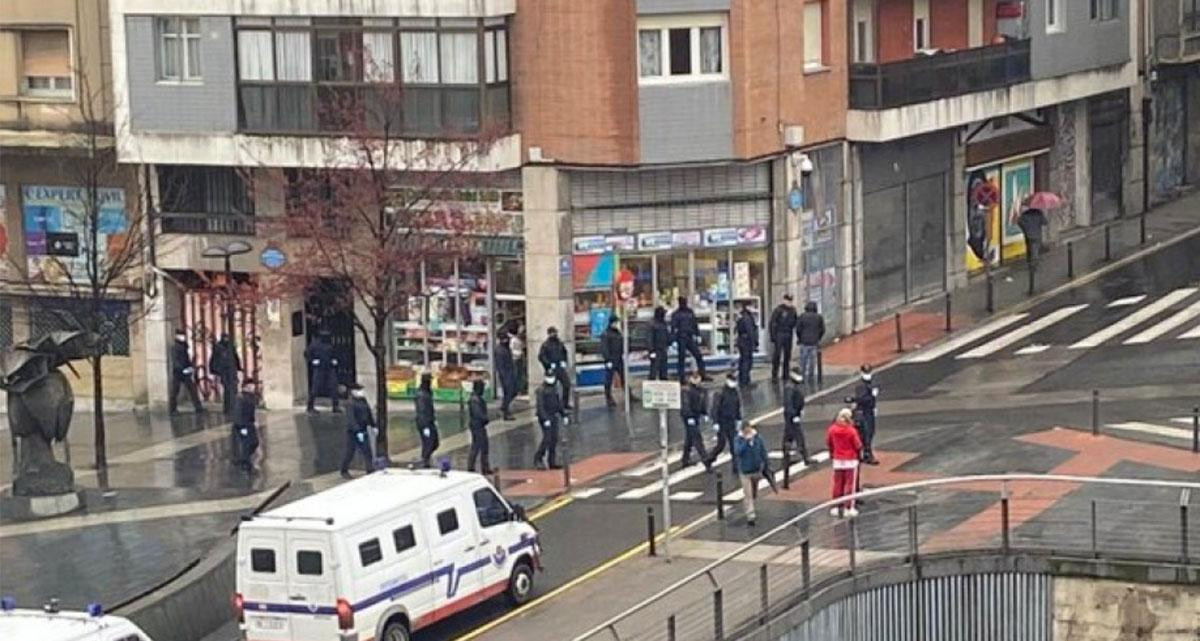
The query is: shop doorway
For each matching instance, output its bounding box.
[305,279,356,391]
[1088,92,1127,222]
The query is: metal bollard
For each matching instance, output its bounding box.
[782,449,791,490]
[986,270,995,313]
[1090,500,1099,559]
[1001,495,1011,552]
[1104,225,1112,261]
[716,473,725,520]
[944,293,952,333]
[1192,407,1198,454]
[713,589,724,640]
[800,539,811,599]
[1140,213,1147,245]
[667,615,677,641]
[1067,242,1075,279]
[647,506,657,557]
[759,564,770,625]
[1091,390,1100,436]
[816,351,824,387]
[562,438,572,489]
[1182,503,1191,564]
[894,313,903,353]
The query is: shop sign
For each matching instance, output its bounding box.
[788,186,804,212]
[672,230,702,248]
[22,185,126,282]
[606,235,636,252]
[574,236,608,255]
[559,256,572,277]
[704,227,740,247]
[733,262,751,299]
[737,225,767,245]
[260,246,287,270]
[638,231,673,251]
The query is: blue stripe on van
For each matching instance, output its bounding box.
[243,535,539,616]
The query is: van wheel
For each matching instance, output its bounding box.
[507,560,535,606]
[382,619,411,641]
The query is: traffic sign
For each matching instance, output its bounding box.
[641,380,681,410]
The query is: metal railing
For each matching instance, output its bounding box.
[572,475,1199,641]
[159,212,257,236]
[849,39,1031,110]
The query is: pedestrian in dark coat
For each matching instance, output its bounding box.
[305,331,340,414]
[534,374,566,469]
[705,372,742,476]
[768,295,798,381]
[210,334,241,415]
[467,379,492,474]
[538,327,571,409]
[232,379,260,472]
[600,316,625,407]
[169,329,204,415]
[648,306,672,381]
[734,303,758,385]
[680,371,711,471]
[782,368,811,463]
[414,373,439,468]
[851,364,880,465]
[796,302,825,388]
[671,297,708,382]
[494,336,518,420]
[340,383,376,478]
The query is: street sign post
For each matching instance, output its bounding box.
[642,380,681,559]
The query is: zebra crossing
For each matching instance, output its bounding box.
[1104,417,1197,442]
[903,287,1200,362]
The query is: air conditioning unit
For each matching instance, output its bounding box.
[782,125,805,148]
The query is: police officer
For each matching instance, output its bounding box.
[782,368,811,464]
[706,371,742,476]
[169,329,204,415]
[209,334,240,414]
[232,379,260,472]
[305,331,340,414]
[648,306,672,381]
[414,373,439,468]
[600,316,625,407]
[534,373,567,470]
[538,327,571,409]
[852,364,880,465]
[680,371,711,471]
[768,295,798,381]
[734,302,758,386]
[494,332,518,421]
[671,297,709,382]
[467,379,493,474]
[340,383,376,479]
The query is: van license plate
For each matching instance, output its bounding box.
[254,616,287,631]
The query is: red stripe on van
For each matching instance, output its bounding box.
[413,579,510,630]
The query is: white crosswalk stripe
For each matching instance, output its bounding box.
[1179,322,1200,340]
[621,451,684,477]
[615,453,732,499]
[1172,417,1196,426]
[669,491,704,501]
[1106,421,1194,441]
[1069,288,1198,349]
[722,452,831,503]
[957,304,1089,359]
[1014,344,1050,355]
[1107,295,1147,307]
[571,488,605,499]
[1122,300,1200,344]
[904,314,1028,363]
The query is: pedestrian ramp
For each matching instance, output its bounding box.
[903,287,1200,363]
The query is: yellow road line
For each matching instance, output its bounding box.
[527,495,574,521]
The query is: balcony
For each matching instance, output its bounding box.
[159,212,256,236]
[849,40,1032,110]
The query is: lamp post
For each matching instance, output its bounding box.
[202,240,253,338]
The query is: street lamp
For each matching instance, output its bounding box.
[202,240,253,338]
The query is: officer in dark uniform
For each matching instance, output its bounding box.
[600,316,625,407]
[414,373,439,468]
[734,302,758,385]
[538,327,571,409]
[705,371,742,476]
[169,329,204,415]
[467,379,492,474]
[852,364,880,465]
[209,334,240,414]
[232,379,260,472]
[534,373,566,470]
[768,295,798,381]
[305,331,340,414]
[494,333,518,420]
[340,383,376,479]
[680,371,711,471]
[670,297,708,382]
[648,306,672,381]
[782,368,811,464]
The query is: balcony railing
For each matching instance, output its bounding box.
[850,39,1032,110]
[159,212,256,236]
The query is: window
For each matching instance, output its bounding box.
[637,17,726,82]
[250,548,276,573]
[852,0,874,63]
[158,166,254,216]
[392,525,416,553]
[473,488,510,528]
[19,30,73,98]
[803,2,825,70]
[437,508,459,535]
[1046,0,1063,31]
[1187,0,1200,32]
[157,17,202,81]
[358,538,383,567]
[1090,0,1119,21]
[296,550,323,575]
[913,0,930,51]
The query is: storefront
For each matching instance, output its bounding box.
[570,226,769,386]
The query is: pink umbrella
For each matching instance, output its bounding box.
[1023,191,1064,210]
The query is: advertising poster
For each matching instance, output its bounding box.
[965,168,1001,272]
[22,185,127,282]
[1000,160,1031,261]
[572,252,615,291]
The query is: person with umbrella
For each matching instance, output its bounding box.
[1018,192,1060,293]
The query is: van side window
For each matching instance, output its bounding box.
[473,488,510,528]
[393,525,416,553]
[250,548,276,573]
[297,550,323,575]
[437,508,459,535]
[359,538,383,567]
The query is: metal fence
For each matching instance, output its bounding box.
[572,475,1200,641]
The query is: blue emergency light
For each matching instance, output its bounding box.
[439,457,452,476]
[86,602,104,617]
[1,596,15,611]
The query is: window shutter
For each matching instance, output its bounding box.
[22,30,71,77]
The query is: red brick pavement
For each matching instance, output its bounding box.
[822,311,965,368]
[499,452,653,497]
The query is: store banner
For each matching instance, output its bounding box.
[704,228,740,247]
[672,230,702,248]
[638,231,673,251]
[574,236,608,255]
[22,185,127,282]
[572,252,616,291]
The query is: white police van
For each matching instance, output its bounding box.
[235,469,540,641]
[0,599,152,641]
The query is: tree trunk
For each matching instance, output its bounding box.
[91,354,107,470]
[373,317,389,459]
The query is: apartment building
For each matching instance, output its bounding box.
[1146,0,1200,204]
[0,0,148,404]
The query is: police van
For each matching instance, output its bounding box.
[0,599,152,641]
[235,468,540,641]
